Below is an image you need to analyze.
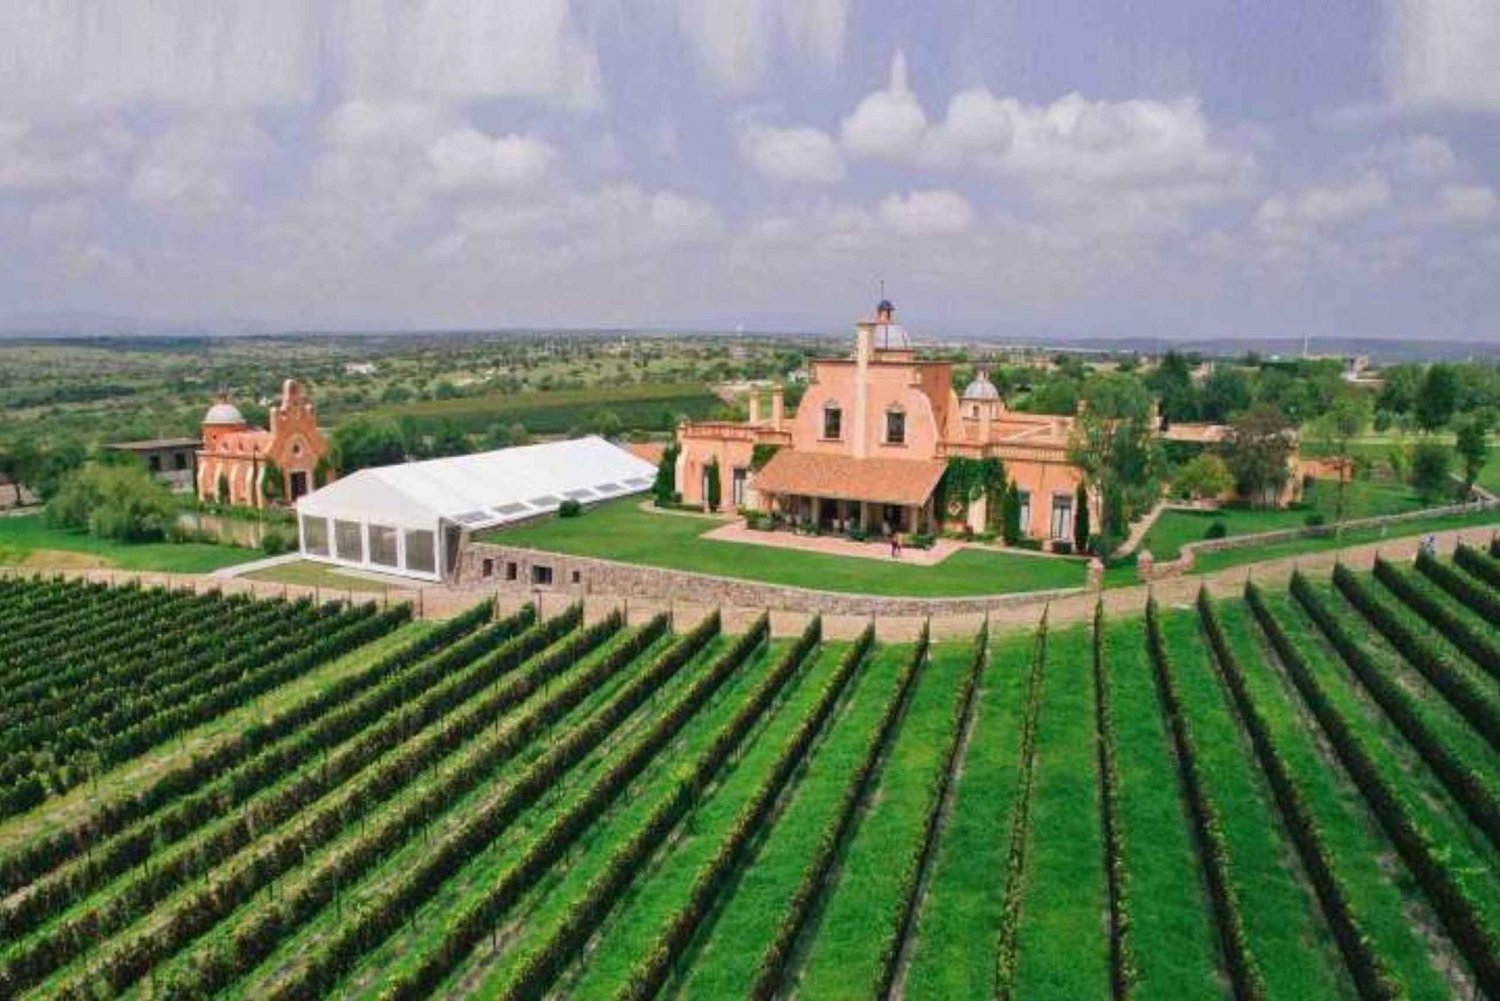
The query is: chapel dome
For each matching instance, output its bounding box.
[203,401,246,425]
[962,372,1001,401]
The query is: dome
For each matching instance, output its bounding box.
[203,401,246,425]
[962,372,1001,401]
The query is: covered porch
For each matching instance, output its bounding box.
[749,450,946,538]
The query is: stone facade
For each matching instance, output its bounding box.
[459,539,1084,618]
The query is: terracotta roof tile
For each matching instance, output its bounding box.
[753,451,945,506]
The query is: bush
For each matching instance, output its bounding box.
[558,499,582,518]
[1304,512,1326,528]
[1205,520,1228,540]
[1051,540,1073,556]
[908,532,935,550]
[46,463,176,543]
[260,530,290,555]
[1014,537,1044,551]
[1408,441,1452,501]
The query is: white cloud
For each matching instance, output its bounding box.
[0,1,318,113]
[428,130,557,191]
[678,0,847,95]
[840,50,929,161]
[1366,134,1458,178]
[1386,0,1500,110]
[1429,184,1499,225]
[737,125,844,183]
[127,118,275,214]
[0,121,121,191]
[1254,172,1393,243]
[876,190,974,235]
[331,0,602,109]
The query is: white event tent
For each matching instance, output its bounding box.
[295,436,658,581]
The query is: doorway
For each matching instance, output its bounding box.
[290,470,309,501]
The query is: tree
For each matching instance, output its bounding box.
[1454,412,1491,489]
[1307,389,1372,523]
[1170,453,1233,502]
[1145,351,1197,424]
[217,474,231,505]
[1224,403,1295,507]
[704,457,722,512]
[1414,363,1459,432]
[426,420,471,459]
[261,460,285,505]
[586,409,624,439]
[1067,372,1160,554]
[1072,481,1091,553]
[1199,366,1252,422]
[332,417,407,473]
[1377,363,1423,415]
[653,443,679,506]
[1408,441,1452,501]
[1000,480,1022,544]
[46,464,176,542]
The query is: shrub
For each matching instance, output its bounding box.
[558,499,582,518]
[1304,512,1326,528]
[1408,441,1452,501]
[1205,520,1228,540]
[1052,540,1073,556]
[46,463,176,543]
[260,530,289,556]
[908,532,935,550]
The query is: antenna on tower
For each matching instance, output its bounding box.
[878,277,886,301]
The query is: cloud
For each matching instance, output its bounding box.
[737,125,845,183]
[1386,0,1500,110]
[840,50,929,161]
[1254,172,1393,242]
[127,118,276,214]
[1364,134,1458,178]
[428,130,558,191]
[876,190,974,235]
[0,121,122,191]
[678,0,847,95]
[1428,184,1499,225]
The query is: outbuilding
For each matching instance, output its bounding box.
[295,436,659,582]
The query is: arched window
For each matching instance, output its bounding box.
[822,401,842,440]
[885,406,906,445]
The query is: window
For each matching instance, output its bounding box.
[334,520,364,562]
[404,529,436,574]
[505,561,519,581]
[481,558,495,579]
[1050,493,1074,541]
[531,564,554,586]
[885,408,906,445]
[301,515,330,556]
[368,524,399,567]
[174,452,188,471]
[822,403,842,440]
[1017,491,1031,536]
[148,455,162,473]
[732,467,747,507]
[570,570,582,584]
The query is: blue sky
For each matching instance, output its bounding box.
[0,1,1496,340]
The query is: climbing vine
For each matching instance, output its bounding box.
[934,457,1005,524]
[750,444,781,471]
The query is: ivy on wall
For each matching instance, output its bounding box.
[750,444,782,471]
[935,457,1005,524]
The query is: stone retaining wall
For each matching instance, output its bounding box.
[458,540,1083,619]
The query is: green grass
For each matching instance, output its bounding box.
[0,513,258,572]
[672,644,906,998]
[1012,625,1110,999]
[1142,480,1432,563]
[1159,607,1348,998]
[791,640,974,998]
[241,560,416,594]
[491,498,1087,597]
[1216,599,1453,998]
[1101,616,1220,999]
[903,632,1032,999]
[560,641,849,999]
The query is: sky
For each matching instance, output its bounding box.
[0,0,1497,341]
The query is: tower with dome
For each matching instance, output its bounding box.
[196,379,331,508]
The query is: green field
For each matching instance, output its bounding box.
[0,513,258,573]
[5,544,1500,998]
[488,498,1088,597]
[359,380,721,435]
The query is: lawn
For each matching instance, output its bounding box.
[486,499,1087,598]
[0,513,258,573]
[241,560,416,594]
[1141,478,1430,562]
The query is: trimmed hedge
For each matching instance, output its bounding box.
[1248,579,1500,995]
[1383,555,1500,684]
[1091,602,1137,999]
[1197,589,1399,1000]
[1300,570,1500,851]
[1337,562,1500,750]
[1144,597,1266,1001]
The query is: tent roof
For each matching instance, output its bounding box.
[296,436,659,531]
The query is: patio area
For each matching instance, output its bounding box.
[700,520,962,565]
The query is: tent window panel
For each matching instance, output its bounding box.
[405,529,436,574]
[302,515,330,556]
[334,520,364,562]
[369,524,399,567]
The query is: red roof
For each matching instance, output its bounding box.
[753,451,945,506]
[625,442,666,466]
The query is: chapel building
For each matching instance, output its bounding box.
[196,379,331,508]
